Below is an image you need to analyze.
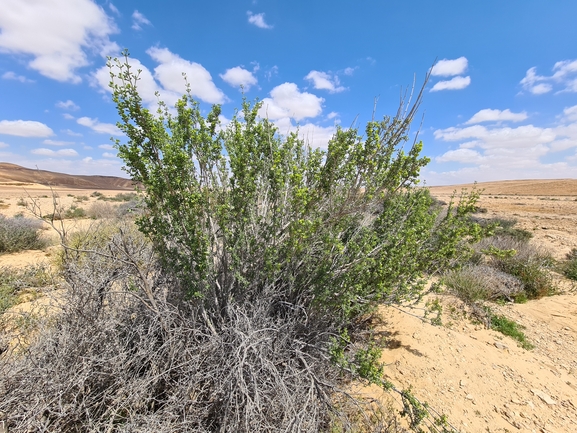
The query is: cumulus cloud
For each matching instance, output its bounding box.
[98,144,115,150]
[0,120,53,137]
[62,128,83,137]
[430,57,468,77]
[102,152,117,158]
[220,66,257,90]
[430,76,471,92]
[343,67,356,76]
[93,48,227,108]
[2,71,33,83]
[247,11,272,29]
[0,142,9,148]
[305,70,346,93]
[56,100,80,110]
[0,0,118,83]
[465,108,528,124]
[132,10,151,31]
[520,60,577,94]
[43,139,75,146]
[429,108,577,184]
[31,148,79,157]
[77,117,122,135]
[259,83,323,122]
[147,47,227,104]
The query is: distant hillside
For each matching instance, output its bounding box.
[429,179,577,196]
[0,163,134,190]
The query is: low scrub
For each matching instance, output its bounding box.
[443,264,524,303]
[0,214,46,254]
[479,236,555,299]
[0,264,53,314]
[562,248,577,281]
[490,313,534,350]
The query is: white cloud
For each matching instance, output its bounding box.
[77,117,122,135]
[108,3,120,15]
[102,152,117,158]
[56,100,80,110]
[247,11,272,29]
[62,128,83,137]
[343,67,356,76]
[98,144,115,150]
[0,0,118,83]
[147,47,227,104]
[62,113,76,120]
[269,117,336,150]
[562,105,577,122]
[220,66,258,91]
[436,148,484,164]
[0,141,9,148]
[264,65,278,81]
[0,120,53,137]
[2,71,33,83]
[43,139,74,146]
[520,60,577,94]
[430,57,468,77]
[258,82,324,121]
[132,10,151,31]
[430,76,471,92]
[465,109,528,124]
[305,70,346,93]
[31,148,79,157]
[428,110,577,184]
[327,112,339,120]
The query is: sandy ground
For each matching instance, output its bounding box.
[1,178,577,432]
[362,180,577,432]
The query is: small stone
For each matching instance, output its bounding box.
[494,341,508,349]
[460,379,468,387]
[510,399,523,405]
[466,394,474,400]
[531,389,556,405]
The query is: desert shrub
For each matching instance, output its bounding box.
[63,205,86,219]
[563,248,577,281]
[479,236,555,299]
[443,264,524,303]
[0,264,53,314]
[90,191,103,198]
[0,214,46,254]
[473,217,532,242]
[87,201,116,219]
[0,56,473,432]
[74,195,89,202]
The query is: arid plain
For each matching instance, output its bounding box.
[1,163,576,432]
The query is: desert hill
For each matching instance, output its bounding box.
[429,178,577,196]
[0,162,134,190]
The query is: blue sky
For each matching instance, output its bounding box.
[0,0,576,185]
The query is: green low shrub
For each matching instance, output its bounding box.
[0,214,46,254]
[490,314,534,350]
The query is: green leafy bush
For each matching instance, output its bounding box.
[0,214,46,254]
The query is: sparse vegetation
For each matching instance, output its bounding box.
[0,214,46,254]
[0,264,54,314]
[490,313,534,350]
[563,248,577,281]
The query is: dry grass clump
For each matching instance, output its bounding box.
[0,214,47,254]
[443,264,524,303]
